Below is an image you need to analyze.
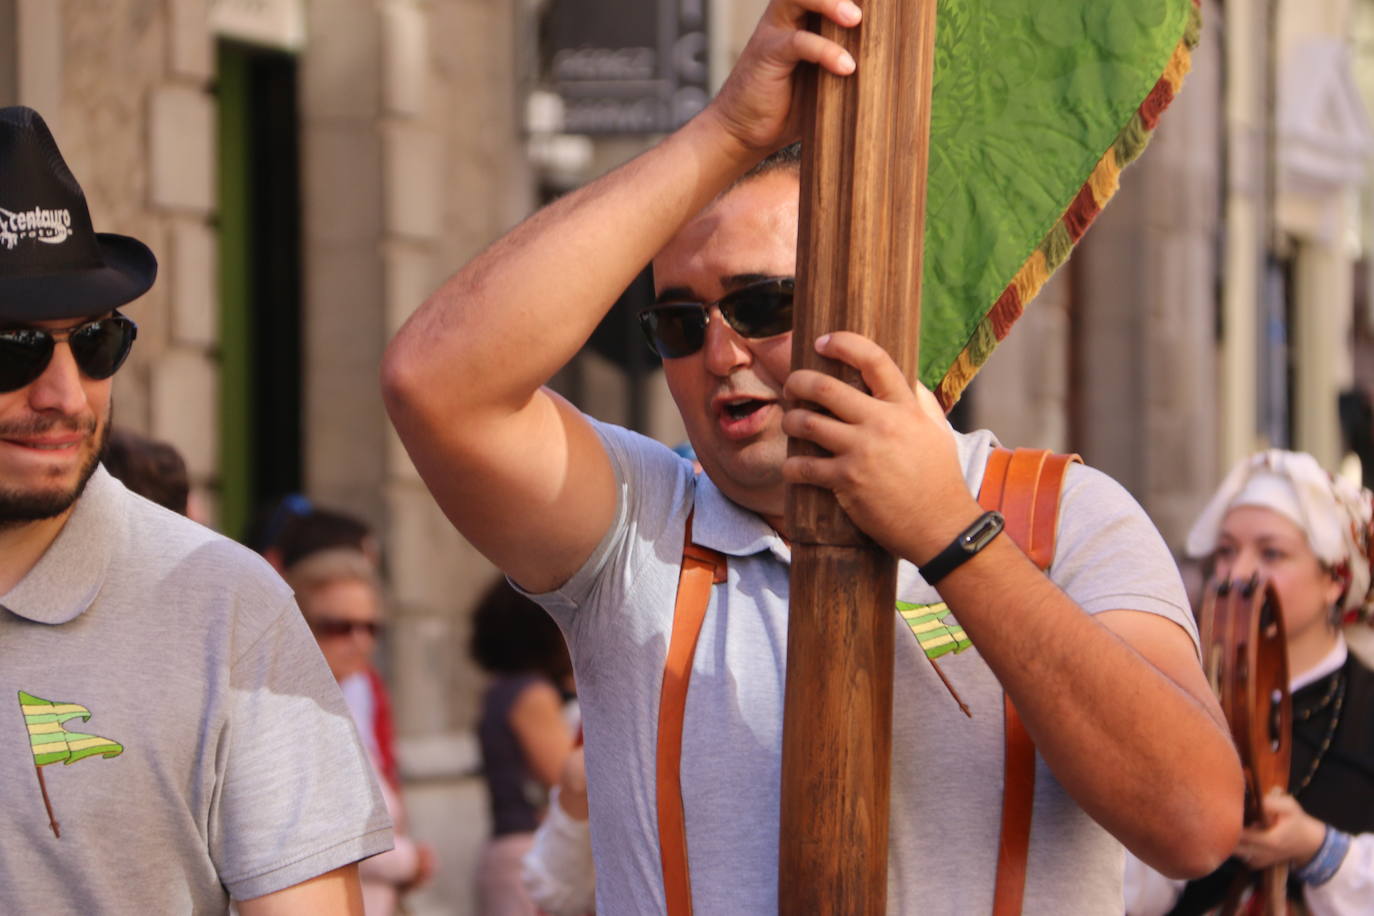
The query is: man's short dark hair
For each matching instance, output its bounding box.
[276,507,374,570]
[741,142,802,183]
[101,427,190,515]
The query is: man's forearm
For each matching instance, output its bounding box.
[774,333,1242,873]
[382,111,755,423]
[926,535,1243,877]
[378,109,769,590]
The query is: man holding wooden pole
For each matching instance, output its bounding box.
[383,1,1242,912]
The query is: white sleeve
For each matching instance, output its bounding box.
[1122,850,1185,915]
[1303,832,1374,916]
[521,787,596,916]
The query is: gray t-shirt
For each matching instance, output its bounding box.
[529,421,1196,915]
[0,467,393,912]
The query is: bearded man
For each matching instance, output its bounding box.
[0,105,391,913]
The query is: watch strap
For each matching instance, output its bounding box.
[919,510,1005,585]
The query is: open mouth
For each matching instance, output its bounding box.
[721,399,769,420]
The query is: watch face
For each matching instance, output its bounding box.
[963,512,1004,551]
[923,511,1005,585]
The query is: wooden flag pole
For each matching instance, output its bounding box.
[779,0,939,911]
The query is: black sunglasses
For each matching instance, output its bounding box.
[0,313,138,393]
[638,277,794,358]
[309,617,383,639]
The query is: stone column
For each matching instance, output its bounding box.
[12,0,62,122]
[147,58,220,516]
[300,0,389,525]
[1070,0,1224,547]
[1220,0,1272,471]
[1293,235,1357,467]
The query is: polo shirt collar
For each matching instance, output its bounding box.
[688,427,1001,564]
[691,473,791,563]
[1,465,121,625]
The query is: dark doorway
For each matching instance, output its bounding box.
[218,41,302,541]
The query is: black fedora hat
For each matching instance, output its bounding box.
[0,106,157,322]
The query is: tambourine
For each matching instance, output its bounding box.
[1197,575,1292,915]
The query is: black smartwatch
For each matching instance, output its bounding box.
[919,510,1005,585]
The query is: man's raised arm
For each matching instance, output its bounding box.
[380,0,862,591]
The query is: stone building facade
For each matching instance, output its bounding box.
[3,0,1372,912]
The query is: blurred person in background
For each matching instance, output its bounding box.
[99,426,191,517]
[288,548,434,915]
[274,504,382,572]
[257,503,399,788]
[252,495,382,574]
[1125,450,1374,915]
[522,744,595,916]
[470,578,577,916]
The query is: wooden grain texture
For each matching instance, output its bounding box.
[779,0,940,912]
[786,0,936,545]
[779,546,897,913]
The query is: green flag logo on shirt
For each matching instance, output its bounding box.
[898,600,973,659]
[18,690,124,838]
[20,691,125,765]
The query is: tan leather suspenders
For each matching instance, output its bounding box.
[657,447,1079,915]
[657,514,728,916]
[980,447,1081,915]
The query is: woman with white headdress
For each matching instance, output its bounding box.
[1126,450,1374,915]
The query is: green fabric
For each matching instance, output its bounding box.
[918,0,1192,389]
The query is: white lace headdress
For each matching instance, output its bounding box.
[1186,450,1374,625]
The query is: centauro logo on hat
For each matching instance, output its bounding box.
[0,205,74,251]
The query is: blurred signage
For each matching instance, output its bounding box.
[210,0,306,51]
[546,0,709,135]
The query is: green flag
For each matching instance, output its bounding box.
[19,690,124,767]
[923,0,1200,406]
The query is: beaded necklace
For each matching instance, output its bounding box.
[1293,670,1346,797]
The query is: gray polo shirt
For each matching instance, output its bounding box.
[0,467,392,912]
[531,420,1196,915]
